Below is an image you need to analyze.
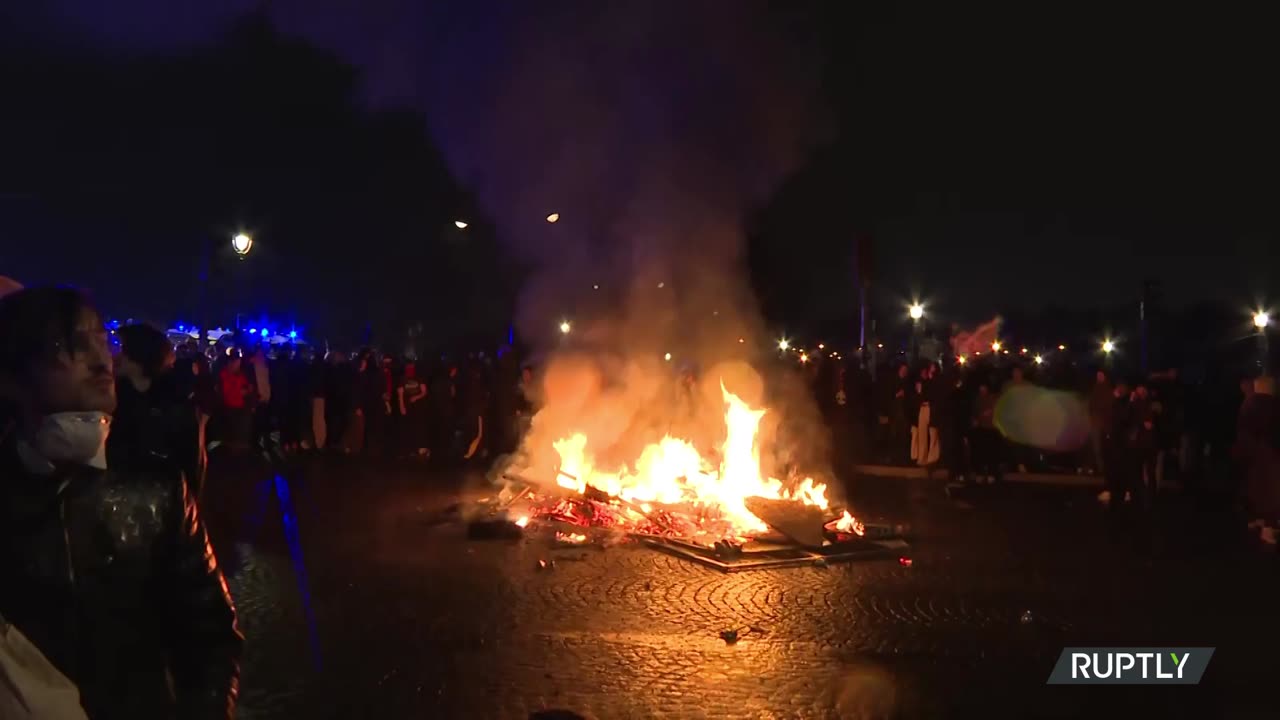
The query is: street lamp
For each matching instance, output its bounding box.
[454,220,468,229]
[1102,339,1115,354]
[778,338,790,351]
[231,232,253,256]
[1254,311,1271,330]
[1033,354,1044,365]
[991,340,1002,352]
[559,320,572,335]
[546,213,560,224]
[908,303,924,321]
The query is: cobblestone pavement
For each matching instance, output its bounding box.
[200,456,1280,719]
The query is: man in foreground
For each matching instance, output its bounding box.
[0,287,241,719]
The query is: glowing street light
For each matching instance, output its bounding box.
[1058,344,1066,351]
[778,338,790,351]
[559,320,572,335]
[454,220,468,229]
[1254,310,1271,330]
[546,212,560,224]
[991,340,1002,352]
[908,303,924,321]
[231,232,253,256]
[1033,354,1044,365]
[663,352,672,362]
[957,355,968,365]
[1102,339,1115,354]
[799,353,809,363]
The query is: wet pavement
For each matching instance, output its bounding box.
[200,456,1280,719]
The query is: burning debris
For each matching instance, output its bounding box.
[466,362,909,571]
[502,381,836,546]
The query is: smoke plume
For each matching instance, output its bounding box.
[425,1,831,489]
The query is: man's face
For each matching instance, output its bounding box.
[1096,371,1106,384]
[25,308,115,416]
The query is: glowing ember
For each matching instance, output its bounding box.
[549,382,828,538]
[833,510,865,536]
[556,532,588,544]
[514,516,530,528]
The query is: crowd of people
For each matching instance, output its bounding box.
[190,341,535,466]
[811,354,1280,542]
[0,278,1276,718]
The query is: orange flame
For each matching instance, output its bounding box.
[833,510,865,536]
[551,382,828,535]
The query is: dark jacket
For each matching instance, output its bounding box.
[0,441,241,719]
[1236,393,1280,518]
[107,374,204,495]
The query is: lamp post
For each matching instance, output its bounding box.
[1255,310,1270,369]
[908,303,924,361]
[199,231,256,348]
[231,232,253,257]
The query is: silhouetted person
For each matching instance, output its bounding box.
[1087,369,1113,475]
[1236,376,1280,544]
[107,323,206,499]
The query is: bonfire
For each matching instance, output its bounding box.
[502,380,860,546]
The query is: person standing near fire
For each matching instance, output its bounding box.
[0,286,242,718]
[398,359,430,457]
[885,363,911,464]
[910,363,940,467]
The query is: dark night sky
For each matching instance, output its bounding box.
[2,2,1277,338]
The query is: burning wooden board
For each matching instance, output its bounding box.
[744,497,828,548]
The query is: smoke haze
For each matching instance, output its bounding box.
[431,2,836,493]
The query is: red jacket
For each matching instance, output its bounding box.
[219,367,249,410]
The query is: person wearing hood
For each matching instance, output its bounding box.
[0,287,241,718]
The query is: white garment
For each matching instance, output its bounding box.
[19,412,111,473]
[909,404,940,466]
[251,356,271,404]
[0,611,89,720]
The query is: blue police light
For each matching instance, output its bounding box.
[289,330,298,339]
[248,328,256,334]
[177,324,185,331]
[260,328,269,338]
